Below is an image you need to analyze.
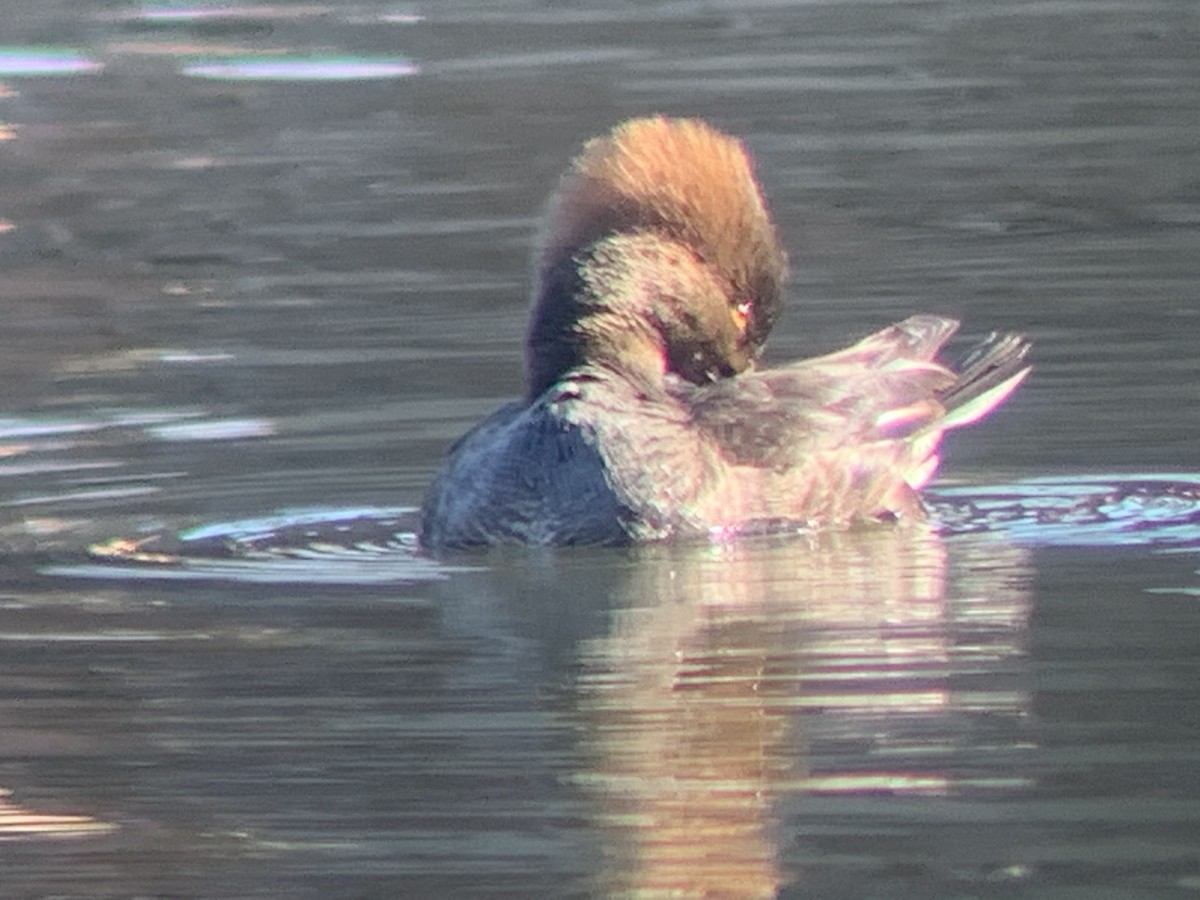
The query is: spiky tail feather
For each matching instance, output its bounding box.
[938,331,1031,430]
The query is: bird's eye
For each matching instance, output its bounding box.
[732,300,753,331]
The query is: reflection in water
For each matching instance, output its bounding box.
[52,508,461,585]
[64,502,1037,893]
[120,4,422,26]
[570,524,1031,896]
[41,472,1200,581]
[0,48,102,77]
[22,475,1190,890]
[930,474,1200,549]
[181,57,419,82]
[0,788,115,839]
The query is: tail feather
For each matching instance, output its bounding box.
[938,331,1032,430]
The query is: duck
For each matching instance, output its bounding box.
[419,116,1030,548]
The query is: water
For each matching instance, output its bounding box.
[0,0,1198,896]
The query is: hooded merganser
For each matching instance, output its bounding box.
[420,117,1030,548]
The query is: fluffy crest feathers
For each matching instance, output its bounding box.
[540,117,786,302]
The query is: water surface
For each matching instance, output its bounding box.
[0,0,1198,896]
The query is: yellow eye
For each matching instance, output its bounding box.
[732,300,752,332]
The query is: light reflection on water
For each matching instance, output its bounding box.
[181,57,419,82]
[571,526,1030,896]
[26,472,1200,584]
[21,476,1185,892]
[0,48,102,77]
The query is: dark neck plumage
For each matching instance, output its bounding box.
[524,245,663,401]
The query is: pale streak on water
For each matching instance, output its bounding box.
[0,0,1198,896]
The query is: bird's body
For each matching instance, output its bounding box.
[420,118,1029,549]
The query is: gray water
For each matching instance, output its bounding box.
[0,1,1198,897]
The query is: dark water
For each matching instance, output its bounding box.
[0,1,1198,896]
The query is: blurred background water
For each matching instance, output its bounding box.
[0,1,1198,896]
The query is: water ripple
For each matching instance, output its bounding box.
[930,473,1200,549]
[46,506,471,585]
[42,473,1200,588]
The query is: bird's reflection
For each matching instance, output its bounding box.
[56,503,1035,893]
[564,523,1032,896]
